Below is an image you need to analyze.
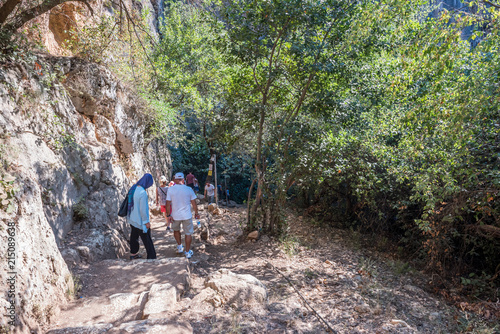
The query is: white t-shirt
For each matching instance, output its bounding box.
[166,184,196,220]
[205,184,215,196]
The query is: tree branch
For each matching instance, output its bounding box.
[2,0,93,32]
[483,0,500,9]
[0,0,22,26]
[117,0,158,76]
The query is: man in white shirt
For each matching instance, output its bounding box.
[204,181,215,204]
[166,172,200,259]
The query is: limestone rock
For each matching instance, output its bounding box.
[94,115,116,146]
[137,291,149,319]
[108,319,193,334]
[200,228,210,241]
[204,269,267,308]
[247,230,259,240]
[208,203,217,213]
[429,312,442,322]
[46,324,113,334]
[189,287,220,309]
[76,246,91,261]
[0,56,172,333]
[142,283,178,318]
[109,293,140,312]
[354,303,370,313]
[61,248,81,267]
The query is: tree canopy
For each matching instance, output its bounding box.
[144,0,500,291]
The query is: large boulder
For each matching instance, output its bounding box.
[204,269,267,308]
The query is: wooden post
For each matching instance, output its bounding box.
[225,176,228,205]
[214,154,218,204]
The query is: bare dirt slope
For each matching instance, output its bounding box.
[46,205,497,333]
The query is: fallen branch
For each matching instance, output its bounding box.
[260,257,338,334]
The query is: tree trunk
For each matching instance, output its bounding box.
[246,178,257,228]
[250,103,266,225]
[0,0,22,26]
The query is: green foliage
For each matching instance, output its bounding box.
[153,2,223,112]
[0,174,16,213]
[359,257,378,278]
[389,260,413,276]
[279,235,300,257]
[72,197,88,222]
[208,0,371,233]
[63,16,118,64]
[304,268,318,279]
[299,0,500,280]
[65,274,81,299]
[145,0,499,289]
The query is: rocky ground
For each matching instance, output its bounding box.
[45,203,499,334]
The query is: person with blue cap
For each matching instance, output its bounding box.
[127,173,157,260]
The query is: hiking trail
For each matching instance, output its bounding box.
[45,204,471,333]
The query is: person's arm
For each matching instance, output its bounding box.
[139,191,150,231]
[191,199,199,219]
[166,200,172,221]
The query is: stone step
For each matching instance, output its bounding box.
[49,258,190,329]
[47,318,193,334]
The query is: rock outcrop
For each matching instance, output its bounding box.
[203,269,268,308]
[24,0,160,56]
[0,56,171,333]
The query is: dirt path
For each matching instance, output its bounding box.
[181,208,453,333]
[47,205,497,333]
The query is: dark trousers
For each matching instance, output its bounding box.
[130,225,156,259]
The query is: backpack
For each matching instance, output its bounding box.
[118,190,130,217]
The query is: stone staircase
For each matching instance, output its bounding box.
[46,214,207,334]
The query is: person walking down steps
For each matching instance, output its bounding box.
[166,172,200,259]
[127,173,157,260]
[186,172,196,190]
[156,175,171,231]
[205,181,215,204]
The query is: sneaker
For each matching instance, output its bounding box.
[185,250,193,259]
[130,254,142,260]
[176,244,184,253]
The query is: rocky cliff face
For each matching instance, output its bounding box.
[0,55,171,333]
[25,0,161,56]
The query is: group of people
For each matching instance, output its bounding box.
[124,172,201,260]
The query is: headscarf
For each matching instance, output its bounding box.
[127,173,154,217]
